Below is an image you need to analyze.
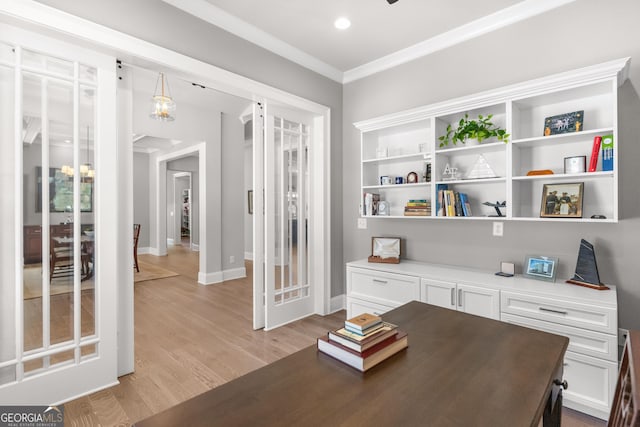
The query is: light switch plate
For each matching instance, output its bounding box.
[357,218,367,229]
[493,221,504,237]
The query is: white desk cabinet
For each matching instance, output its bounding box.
[421,278,500,320]
[345,259,618,420]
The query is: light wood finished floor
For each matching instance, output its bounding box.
[63,245,605,427]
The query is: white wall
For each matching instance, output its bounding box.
[342,0,640,329]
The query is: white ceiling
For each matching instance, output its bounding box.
[163,0,576,83]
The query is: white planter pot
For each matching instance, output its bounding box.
[465,137,480,146]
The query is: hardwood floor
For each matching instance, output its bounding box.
[63,245,345,426]
[63,245,605,426]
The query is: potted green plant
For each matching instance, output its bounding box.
[438,114,509,147]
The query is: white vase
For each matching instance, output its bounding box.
[465,137,480,146]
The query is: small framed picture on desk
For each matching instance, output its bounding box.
[523,255,558,282]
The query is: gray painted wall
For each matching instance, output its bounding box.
[221,112,245,271]
[36,0,344,296]
[343,0,640,329]
[133,152,150,248]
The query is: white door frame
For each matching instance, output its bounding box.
[172,172,192,249]
[0,0,332,371]
[155,144,209,283]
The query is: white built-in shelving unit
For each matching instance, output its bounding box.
[354,58,630,222]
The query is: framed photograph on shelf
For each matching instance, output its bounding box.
[523,255,558,282]
[540,182,584,218]
[543,110,584,136]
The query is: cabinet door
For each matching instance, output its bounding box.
[458,283,500,320]
[421,278,456,310]
[562,351,618,420]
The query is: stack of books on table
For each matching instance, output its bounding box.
[317,313,408,372]
[404,199,431,216]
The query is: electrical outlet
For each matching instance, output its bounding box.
[619,328,629,347]
[492,222,504,237]
[357,218,367,229]
[230,256,235,264]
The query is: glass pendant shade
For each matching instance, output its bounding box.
[150,72,176,121]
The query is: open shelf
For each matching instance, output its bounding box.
[354,58,628,222]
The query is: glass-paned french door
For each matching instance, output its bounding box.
[0,24,117,404]
[261,109,314,330]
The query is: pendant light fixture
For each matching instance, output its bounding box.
[150,72,176,121]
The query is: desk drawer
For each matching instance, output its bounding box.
[346,297,394,319]
[347,267,419,307]
[501,313,618,362]
[501,291,616,335]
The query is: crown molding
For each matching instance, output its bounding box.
[164,0,577,85]
[343,0,578,83]
[162,0,343,83]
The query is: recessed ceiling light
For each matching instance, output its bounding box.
[64,139,71,144]
[334,17,351,30]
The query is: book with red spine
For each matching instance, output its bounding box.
[588,136,602,172]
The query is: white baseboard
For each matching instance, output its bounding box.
[192,243,200,251]
[223,267,246,281]
[198,271,223,285]
[147,247,165,256]
[329,294,346,314]
[167,238,174,246]
[137,247,151,255]
[198,267,247,285]
[244,251,253,261]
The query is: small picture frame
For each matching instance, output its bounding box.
[368,237,400,264]
[564,156,586,174]
[248,190,253,214]
[523,255,558,282]
[540,182,584,218]
[544,110,584,136]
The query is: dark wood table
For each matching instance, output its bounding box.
[136,301,569,427]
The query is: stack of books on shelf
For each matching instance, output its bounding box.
[437,187,472,217]
[404,199,430,216]
[317,313,408,372]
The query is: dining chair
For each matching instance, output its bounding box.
[608,330,640,426]
[50,225,74,280]
[133,223,141,272]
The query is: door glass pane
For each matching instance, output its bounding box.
[273,119,282,304]
[270,117,310,306]
[0,42,13,63]
[22,50,73,77]
[79,64,97,83]
[22,73,44,352]
[0,64,16,372]
[48,79,74,346]
[79,84,95,338]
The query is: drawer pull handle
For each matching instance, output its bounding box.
[563,363,569,367]
[553,379,568,390]
[539,307,568,315]
[458,289,462,307]
[451,288,455,306]
[372,279,388,284]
